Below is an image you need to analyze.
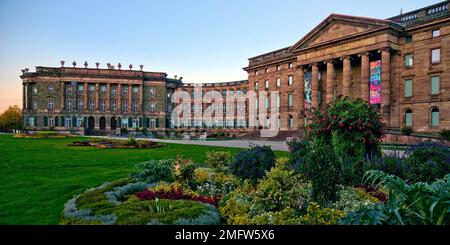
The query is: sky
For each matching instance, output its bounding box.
[0,0,442,113]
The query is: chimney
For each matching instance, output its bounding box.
[84,61,88,68]
[95,62,100,69]
[60,60,65,67]
[107,63,111,69]
[118,63,122,70]
[129,64,133,70]
[72,61,77,67]
[139,64,144,71]
[174,75,177,79]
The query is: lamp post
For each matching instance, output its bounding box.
[71,81,78,133]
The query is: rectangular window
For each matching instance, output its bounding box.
[78,100,83,111]
[404,53,413,68]
[276,65,281,71]
[29,117,35,127]
[431,48,440,64]
[78,85,84,94]
[76,118,83,127]
[65,118,72,127]
[431,76,440,95]
[67,99,73,110]
[122,101,128,111]
[123,86,128,96]
[111,86,116,96]
[133,87,139,96]
[288,63,293,69]
[100,85,106,94]
[265,80,269,90]
[133,101,138,112]
[289,116,293,128]
[288,75,293,85]
[89,85,95,94]
[276,78,281,87]
[66,85,73,94]
[288,93,293,107]
[111,100,117,111]
[150,103,156,113]
[150,87,155,96]
[48,117,54,127]
[89,100,94,111]
[254,82,259,91]
[255,70,259,76]
[100,100,105,111]
[432,29,440,38]
[404,79,413,97]
[405,35,413,44]
[265,68,269,74]
[48,84,54,93]
[48,99,54,110]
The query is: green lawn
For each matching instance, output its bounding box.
[0,134,288,224]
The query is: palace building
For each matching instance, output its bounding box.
[21,1,449,135]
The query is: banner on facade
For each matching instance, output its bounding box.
[304,71,312,110]
[369,60,382,105]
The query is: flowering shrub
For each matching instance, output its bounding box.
[297,202,346,225]
[135,184,220,207]
[305,98,386,186]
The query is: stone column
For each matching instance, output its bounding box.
[23,85,27,110]
[360,53,370,102]
[326,60,335,104]
[83,82,88,111]
[106,83,111,111]
[128,83,133,113]
[95,83,99,111]
[343,56,352,98]
[311,64,319,109]
[139,84,143,113]
[60,82,65,110]
[296,67,305,128]
[381,49,391,126]
[118,84,122,113]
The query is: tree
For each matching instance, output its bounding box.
[0,105,23,132]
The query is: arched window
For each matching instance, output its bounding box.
[431,108,440,127]
[405,109,413,127]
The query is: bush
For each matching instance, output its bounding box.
[252,159,311,213]
[307,98,385,186]
[302,139,340,205]
[35,131,59,137]
[401,127,414,136]
[120,128,128,135]
[219,182,254,225]
[288,140,310,172]
[440,129,450,141]
[193,167,215,184]
[205,151,231,171]
[130,159,174,183]
[403,142,450,183]
[333,186,379,212]
[230,146,276,184]
[297,202,346,225]
[172,156,197,184]
[125,136,138,146]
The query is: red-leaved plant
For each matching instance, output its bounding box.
[135,185,220,207]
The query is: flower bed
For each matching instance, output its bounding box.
[14,131,71,139]
[136,184,220,207]
[68,138,163,149]
[60,179,220,225]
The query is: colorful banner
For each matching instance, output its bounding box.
[304,71,312,110]
[369,60,382,105]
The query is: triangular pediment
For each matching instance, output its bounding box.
[289,14,402,52]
